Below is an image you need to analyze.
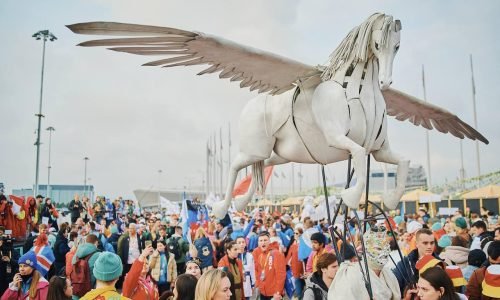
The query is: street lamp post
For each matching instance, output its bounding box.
[83,157,89,196]
[33,30,57,197]
[46,126,55,198]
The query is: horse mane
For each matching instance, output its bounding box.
[321,13,394,81]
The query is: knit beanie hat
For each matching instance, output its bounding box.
[310,232,326,245]
[468,249,487,267]
[445,265,467,287]
[482,265,500,298]
[407,221,423,234]
[416,255,444,274]
[93,252,122,281]
[340,243,356,261]
[18,251,37,269]
[455,217,467,229]
[110,225,119,235]
[431,222,442,231]
[438,235,452,248]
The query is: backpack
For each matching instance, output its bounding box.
[96,233,105,252]
[70,252,96,297]
[168,236,182,260]
[304,285,324,300]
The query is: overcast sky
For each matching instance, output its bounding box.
[1,0,499,200]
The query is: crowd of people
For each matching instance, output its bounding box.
[0,192,498,300]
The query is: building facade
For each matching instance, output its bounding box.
[369,165,428,192]
[12,184,95,205]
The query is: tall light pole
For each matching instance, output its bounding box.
[46,126,55,199]
[83,157,89,196]
[32,30,57,197]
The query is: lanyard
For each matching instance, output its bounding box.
[260,251,271,270]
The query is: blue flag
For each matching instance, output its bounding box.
[298,227,318,260]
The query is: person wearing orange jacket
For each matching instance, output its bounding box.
[24,197,38,230]
[286,228,305,299]
[253,231,286,300]
[218,240,245,300]
[122,245,159,300]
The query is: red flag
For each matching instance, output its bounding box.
[232,166,274,197]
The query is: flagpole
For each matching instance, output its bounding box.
[459,140,466,189]
[206,139,210,198]
[213,132,217,197]
[298,164,303,193]
[228,122,231,177]
[219,127,224,198]
[422,65,432,190]
[470,54,481,182]
[270,171,274,202]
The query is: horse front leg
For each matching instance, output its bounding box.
[372,141,410,209]
[312,81,366,209]
[211,152,264,219]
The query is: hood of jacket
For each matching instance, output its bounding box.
[268,241,280,251]
[306,272,328,292]
[80,286,124,300]
[75,242,99,259]
[442,246,469,264]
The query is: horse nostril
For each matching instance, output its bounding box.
[389,80,393,85]
[380,81,384,85]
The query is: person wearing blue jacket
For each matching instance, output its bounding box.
[193,228,214,270]
[231,217,255,241]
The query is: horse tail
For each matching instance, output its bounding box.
[251,161,265,194]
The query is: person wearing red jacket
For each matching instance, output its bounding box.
[0,195,8,227]
[122,245,159,300]
[218,240,245,300]
[286,228,305,298]
[253,231,286,300]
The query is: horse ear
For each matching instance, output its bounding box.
[395,20,402,32]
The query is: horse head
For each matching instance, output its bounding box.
[322,13,402,91]
[370,17,402,90]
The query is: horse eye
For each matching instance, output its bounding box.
[375,42,379,50]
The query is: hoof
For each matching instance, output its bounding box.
[383,192,401,210]
[341,187,361,209]
[212,200,229,219]
[234,196,251,212]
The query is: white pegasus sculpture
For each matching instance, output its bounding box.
[68,13,488,218]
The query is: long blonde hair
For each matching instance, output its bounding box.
[195,269,229,300]
[194,227,207,241]
[29,270,42,299]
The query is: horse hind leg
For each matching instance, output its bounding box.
[211,152,265,219]
[233,152,290,212]
[372,141,410,209]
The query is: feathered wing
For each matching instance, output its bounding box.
[67,22,321,95]
[382,88,489,144]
